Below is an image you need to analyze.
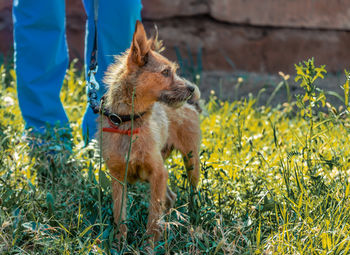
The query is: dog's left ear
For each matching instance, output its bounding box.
[129,20,150,67]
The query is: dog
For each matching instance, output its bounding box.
[99,21,201,243]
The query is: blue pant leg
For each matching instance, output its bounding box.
[13,0,69,133]
[82,0,142,140]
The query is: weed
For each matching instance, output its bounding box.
[1,59,350,254]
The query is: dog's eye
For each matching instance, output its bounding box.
[161,68,170,77]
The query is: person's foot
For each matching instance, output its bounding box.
[24,124,73,183]
[25,125,73,154]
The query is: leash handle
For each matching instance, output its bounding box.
[89,0,99,71]
[87,0,100,114]
[93,0,99,22]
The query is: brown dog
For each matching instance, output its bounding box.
[99,21,201,242]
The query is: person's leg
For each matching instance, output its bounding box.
[13,0,69,134]
[82,0,142,140]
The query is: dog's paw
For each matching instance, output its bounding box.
[165,187,177,210]
[116,223,128,241]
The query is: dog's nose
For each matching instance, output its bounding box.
[187,85,195,93]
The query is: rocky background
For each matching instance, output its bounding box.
[1,0,350,101]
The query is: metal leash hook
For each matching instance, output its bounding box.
[87,66,100,114]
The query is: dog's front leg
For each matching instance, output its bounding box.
[146,159,168,243]
[111,171,128,240]
[181,147,200,188]
[165,186,176,209]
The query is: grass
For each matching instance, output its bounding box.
[1,58,350,254]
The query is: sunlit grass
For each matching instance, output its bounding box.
[1,59,350,254]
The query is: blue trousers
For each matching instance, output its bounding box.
[12,0,142,139]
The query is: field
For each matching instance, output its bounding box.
[1,59,350,254]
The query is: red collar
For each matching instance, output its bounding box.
[102,117,141,135]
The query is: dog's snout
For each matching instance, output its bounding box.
[187,85,195,93]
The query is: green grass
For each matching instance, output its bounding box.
[1,59,350,254]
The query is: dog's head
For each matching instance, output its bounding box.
[126,21,199,108]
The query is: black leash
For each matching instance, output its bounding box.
[86,0,101,115]
[86,1,144,126]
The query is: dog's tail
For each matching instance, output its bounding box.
[185,79,202,113]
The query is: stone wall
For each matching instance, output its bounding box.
[143,0,350,30]
[0,1,87,62]
[1,0,350,73]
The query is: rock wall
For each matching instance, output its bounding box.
[143,0,350,30]
[1,0,350,73]
[0,1,12,58]
[0,1,87,62]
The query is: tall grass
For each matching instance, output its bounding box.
[1,59,350,254]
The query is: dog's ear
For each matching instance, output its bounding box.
[129,20,150,67]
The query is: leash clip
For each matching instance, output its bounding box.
[87,66,100,91]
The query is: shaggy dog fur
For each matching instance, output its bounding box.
[99,21,201,243]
